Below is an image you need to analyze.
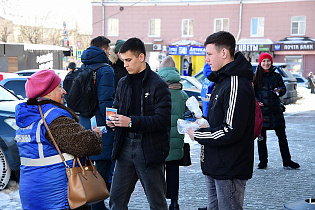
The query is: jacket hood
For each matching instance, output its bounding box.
[158,66,181,84]
[15,102,41,128]
[81,46,109,65]
[209,52,253,83]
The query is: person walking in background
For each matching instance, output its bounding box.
[253,53,300,169]
[81,36,115,210]
[158,56,188,210]
[106,37,171,210]
[187,31,255,210]
[15,70,102,210]
[200,63,214,117]
[109,39,128,90]
[63,62,82,102]
[307,72,315,94]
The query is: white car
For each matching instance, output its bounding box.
[15,69,68,80]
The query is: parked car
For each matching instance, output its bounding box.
[0,77,28,99]
[0,72,19,81]
[180,76,202,106]
[15,69,68,80]
[0,85,22,190]
[252,63,298,105]
[292,74,308,88]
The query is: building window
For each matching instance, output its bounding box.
[291,16,306,35]
[149,19,161,37]
[251,17,264,37]
[214,18,229,32]
[182,19,193,37]
[108,18,119,36]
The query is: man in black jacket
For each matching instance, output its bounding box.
[106,37,171,210]
[188,31,255,209]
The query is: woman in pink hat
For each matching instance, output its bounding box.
[15,69,103,210]
[253,53,300,170]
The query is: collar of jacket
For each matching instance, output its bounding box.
[125,62,151,85]
[208,52,253,83]
[26,98,79,122]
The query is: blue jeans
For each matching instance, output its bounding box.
[205,175,247,210]
[109,136,167,210]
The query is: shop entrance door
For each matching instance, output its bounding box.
[181,56,192,76]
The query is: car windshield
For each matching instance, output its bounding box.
[0,86,19,101]
[180,78,199,89]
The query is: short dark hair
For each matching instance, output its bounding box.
[119,37,146,57]
[90,36,111,49]
[204,31,235,57]
[67,62,76,70]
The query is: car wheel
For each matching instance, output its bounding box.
[0,147,11,190]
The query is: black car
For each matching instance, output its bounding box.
[0,85,22,190]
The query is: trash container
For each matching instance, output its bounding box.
[284,199,315,210]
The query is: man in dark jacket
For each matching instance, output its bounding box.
[81,36,115,210]
[188,31,255,209]
[106,37,171,210]
[63,62,82,102]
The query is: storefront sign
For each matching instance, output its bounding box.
[236,44,271,52]
[169,46,205,56]
[273,43,315,51]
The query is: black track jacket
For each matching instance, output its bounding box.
[194,52,255,180]
[111,63,171,167]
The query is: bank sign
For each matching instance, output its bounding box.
[169,46,206,56]
[273,43,315,51]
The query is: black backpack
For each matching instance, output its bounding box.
[66,63,108,117]
[63,68,83,101]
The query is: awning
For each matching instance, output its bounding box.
[171,40,203,46]
[236,39,273,52]
[274,37,315,51]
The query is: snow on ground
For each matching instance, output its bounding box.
[0,87,314,209]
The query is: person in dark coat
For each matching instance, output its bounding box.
[253,53,300,169]
[307,72,315,94]
[109,39,128,90]
[106,37,171,210]
[81,36,115,210]
[158,55,188,210]
[188,31,255,210]
[63,62,82,103]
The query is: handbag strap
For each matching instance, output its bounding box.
[38,105,69,168]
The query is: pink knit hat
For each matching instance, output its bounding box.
[259,53,273,66]
[25,70,61,99]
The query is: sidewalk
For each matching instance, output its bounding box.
[124,91,315,209]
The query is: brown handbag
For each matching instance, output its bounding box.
[38,105,110,209]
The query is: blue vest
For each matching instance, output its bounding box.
[16,104,74,210]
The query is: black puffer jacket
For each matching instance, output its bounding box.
[194,52,255,180]
[112,63,171,167]
[255,67,286,129]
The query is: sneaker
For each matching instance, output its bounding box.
[283,160,300,169]
[257,162,267,169]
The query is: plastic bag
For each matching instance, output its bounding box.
[186,96,202,118]
[177,119,200,134]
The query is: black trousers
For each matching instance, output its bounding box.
[258,127,292,164]
[165,160,180,200]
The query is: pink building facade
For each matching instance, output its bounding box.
[91,0,315,77]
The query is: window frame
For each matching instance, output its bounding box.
[181,19,193,37]
[148,18,161,37]
[291,16,306,36]
[107,18,119,37]
[250,17,264,37]
[214,18,229,32]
